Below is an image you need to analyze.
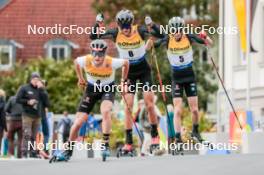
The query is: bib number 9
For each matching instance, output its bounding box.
[128,50,134,57]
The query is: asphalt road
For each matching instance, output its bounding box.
[1,154,264,175]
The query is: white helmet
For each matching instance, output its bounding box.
[168,16,185,30]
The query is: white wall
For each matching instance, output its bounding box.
[218,0,264,132]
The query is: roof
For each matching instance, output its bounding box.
[0,0,115,60]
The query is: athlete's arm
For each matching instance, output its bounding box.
[112,58,129,81]
[121,60,129,81]
[90,24,118,41]
[145,38,154,51]
[154,35,169,48]
[199,31,213,46]
[138,24,164,40]
[74,57,86,88]
[187,34,206,44]
[90,14,118,41]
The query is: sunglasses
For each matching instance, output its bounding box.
[120,24,131,30]
[92,50,105,57]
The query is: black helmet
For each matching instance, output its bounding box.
[168,16,185,29]
[90,39,107,51]
[115,9,134,26]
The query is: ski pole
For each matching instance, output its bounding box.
[206,47,243,130]
[151,46,174,151]
[120,91,144,144]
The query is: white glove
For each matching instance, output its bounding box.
[96,13,104,22]
[145,16,153,25]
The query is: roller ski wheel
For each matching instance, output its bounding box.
[171,138,184,156]
[101,147,110,162]
[190,132,214,150]
[116,144,137,158]
[171,145,184,156]
[149,144,165,156]
[49,150,71,164]
[149,137,165,156]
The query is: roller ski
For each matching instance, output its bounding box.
[116,144,137,158]
[171,138,184,156]
[149,137,165,156]
[49,150,71,163]
[190,132,214,150]
[101,146,110,162]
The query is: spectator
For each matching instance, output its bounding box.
[0,89,7,156]
[57,111,72,143]
[87,113,96,135]
[37,80,50,154]
[5,95,23,158]
[16,72,46,158]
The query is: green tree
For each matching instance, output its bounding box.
[92,0,218,25]
[0,59,82,113]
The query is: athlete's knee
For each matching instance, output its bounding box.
[191,107,199,116]
[101,108,111,118]
[174,107,182,117]
[74,115,86,128]
[145,100,155,112]
[73,120,83,129]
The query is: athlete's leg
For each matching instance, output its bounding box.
[187,96,202,141]
[143,91,161,151]
[140,67,159,141]
[100,100,113,146]
[123,93,134,146]
[187,96,199,125]
[185,82,202,141]
[172,80,184,141]
[62,87,97,158]
[143,91,158,124]
[173,98,183,138]
[124,93,135,130]
[68,112,88,141]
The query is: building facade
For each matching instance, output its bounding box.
[218,0,264,132]
[0,0,117,71]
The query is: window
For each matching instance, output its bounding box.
[45,39,79,61]
[0,45,12,69]
[49,45,68,61]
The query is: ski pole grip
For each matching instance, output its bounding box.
[96,13,104,22]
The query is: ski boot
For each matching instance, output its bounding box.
[168,138,175,154]
[49,149,72,163]
[29,151,41,159]
[191,132,214,149]
[116,144,137,158]
[149,137,165,156]
[171,138,184,156]
[101,146,110,162]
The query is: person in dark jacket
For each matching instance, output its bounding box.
[16,72,46,158]
[37,80,50,154]
[0,89,7,156]
[5,95,23,158]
